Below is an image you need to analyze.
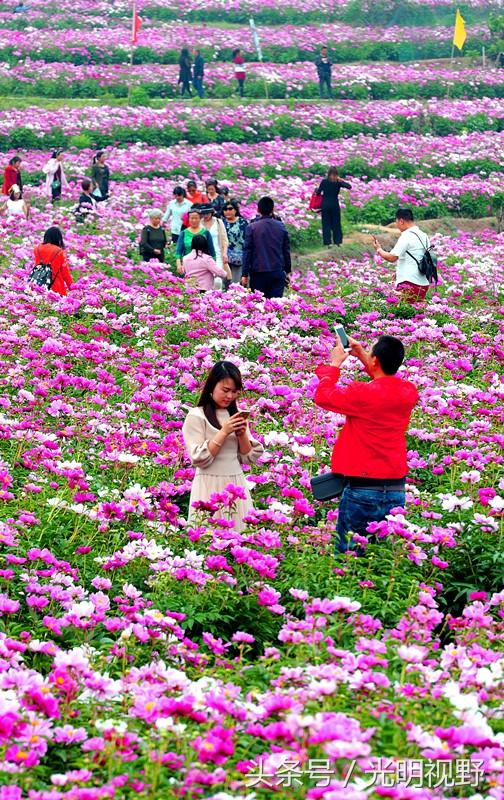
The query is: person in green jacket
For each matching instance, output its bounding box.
[175,206,215,271]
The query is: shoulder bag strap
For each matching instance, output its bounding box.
[406,230,429,264]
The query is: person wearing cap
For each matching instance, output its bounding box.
[2,156,23,196]
[175,206,215,270]
[139,209,168,263]
[42,149,68,202]
[200,204,229,273]
[5,184,29,219]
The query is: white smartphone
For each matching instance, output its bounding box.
[238,408,253,419]
[334,324,349,349]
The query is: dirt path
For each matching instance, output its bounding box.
[292,216,498,268]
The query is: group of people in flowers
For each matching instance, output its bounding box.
[1,150,110,297]
[139,178,251,292]
[1,153,429,553]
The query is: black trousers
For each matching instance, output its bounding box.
[321,205,342,245]
[237,78,245,96]
[249,271,286,299]
[179,80,192,96]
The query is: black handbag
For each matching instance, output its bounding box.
[310,472,346,501]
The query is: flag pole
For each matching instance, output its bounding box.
[129,0,134,103]
[250,17,268,100]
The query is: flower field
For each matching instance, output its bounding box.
[0,0,503,798]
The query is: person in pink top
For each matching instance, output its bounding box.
[180,235,229,292]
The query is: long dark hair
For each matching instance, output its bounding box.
[232,48,241,59]
[93,150,105,165]
[9,156,21,166]
[197,361,243,429]
[43,226,65,249]
[191,234,210,257]
[179,47,191,66]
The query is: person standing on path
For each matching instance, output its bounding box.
[315,46,333,99]
[182,361,264,532]
[314,334,418,554]
[241,196,291,299]
[178,47,193,97]
[316,166,351,247]
[193,49,205,98]
[232,48,246,97]
[372,208,431,303]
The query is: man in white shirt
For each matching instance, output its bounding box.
[372,208,430,303]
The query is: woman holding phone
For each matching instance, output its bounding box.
[182,361,263,531]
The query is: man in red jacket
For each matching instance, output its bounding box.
[314,334,418,554]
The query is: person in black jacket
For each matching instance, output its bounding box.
[178,48,192,97]
[193,49,205,98]
[316,166,351,247]
[139,209,168,262]
[315,47,332,99]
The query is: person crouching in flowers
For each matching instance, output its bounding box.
[182,361,263,532]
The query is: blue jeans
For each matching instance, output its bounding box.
[336,487,405,554]
[193,77,204,98]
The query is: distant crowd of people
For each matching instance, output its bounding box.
[175,45,334,100]
[177,47,247,98]
[139,180,291,298]
[1,152,435,306]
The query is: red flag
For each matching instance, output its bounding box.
[132,1,142,44]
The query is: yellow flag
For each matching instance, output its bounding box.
[453,8,467,51]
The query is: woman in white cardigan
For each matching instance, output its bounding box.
[42,149,69,201]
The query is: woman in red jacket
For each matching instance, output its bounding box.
[2,156,22,196]
[33,227,73,296]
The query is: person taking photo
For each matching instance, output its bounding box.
[313,333,418,554]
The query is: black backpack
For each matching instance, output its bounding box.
[406,231,438,284]
[28,248,59,290]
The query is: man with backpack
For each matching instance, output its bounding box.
[372,208,437,303]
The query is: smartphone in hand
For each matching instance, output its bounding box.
[334,324,349,349]
[238,409,251,420]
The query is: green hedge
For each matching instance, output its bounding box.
[1,76,503,102]
[0,37,486,66]
[1,112,502,152]
[21,155,501,192]
[144,1,491,27]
